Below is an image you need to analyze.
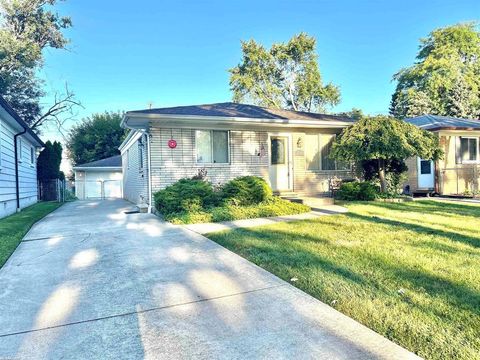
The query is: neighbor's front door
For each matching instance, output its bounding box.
[269,135,290,191]
[417,158,435,189]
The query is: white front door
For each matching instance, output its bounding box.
[269,135,291,191]
[417,158,435,189]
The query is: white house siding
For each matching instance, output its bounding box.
[0,118,38,219]
[121,132,149,204]
[149,128,269,198]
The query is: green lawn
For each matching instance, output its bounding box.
[208,200,480,360]
[0,202,62,268]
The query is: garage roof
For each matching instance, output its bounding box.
[74,155,122,170]
[405,114,480,131]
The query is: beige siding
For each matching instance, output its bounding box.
[122,132,149,204]
[150,128,269,195]
[292,132,355,195]
[149,127,354,198]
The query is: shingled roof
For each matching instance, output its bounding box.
[74,155,122,169]
[405,114,480,131]
[127,102,354,122]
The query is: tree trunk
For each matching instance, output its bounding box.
[378,158,386,193]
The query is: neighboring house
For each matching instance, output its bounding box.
[404,115,480,195]
[0,96,44,219]
[119,102,355,210]
[73,155,123,200]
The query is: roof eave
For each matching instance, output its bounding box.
[73,166,122,171]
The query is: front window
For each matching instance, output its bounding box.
[196,130,229,163]
[305,133,350,171]
[30,147,35,164]
[460,137,478,162]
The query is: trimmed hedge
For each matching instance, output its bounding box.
[164,197,311,225]
[153,175,310,224]
[153,178,218,215]
[221,176,272,206]
[335,181,379,201]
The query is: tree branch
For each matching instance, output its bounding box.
[31,83,83,132]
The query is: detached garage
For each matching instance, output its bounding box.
[73,155,123,200]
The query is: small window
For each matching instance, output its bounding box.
[420,160,431,174]
[460,137,478,162]
[271,137,287,165]
[30,147,35,164]
[321,135,336,171]
[196,130,229,163]
[127,150,130,169]
[138,138,144,169]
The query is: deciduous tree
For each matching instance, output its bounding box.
[390,23,480,119]
[331,115,443,192]
[229,33,340,113]
[66,112,127,166]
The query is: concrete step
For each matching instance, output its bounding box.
[281,196,334,207]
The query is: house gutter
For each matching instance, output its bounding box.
[14,127,27,211]
[146,131,153,213]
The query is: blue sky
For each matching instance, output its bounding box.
[40,0,479,140]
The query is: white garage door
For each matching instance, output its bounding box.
[85,181,102,198]
[104,180,122,198]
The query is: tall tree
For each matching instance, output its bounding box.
[66,112,127,166]
[229,33,340,113]
[0,0,80,129]
[331,115,443,192]
[390,23,480,119]
[37,140,63,180]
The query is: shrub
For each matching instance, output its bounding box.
[335,181,379,201]
[167,197,310,224]
[221,176,273,206]
[154,178,218,215]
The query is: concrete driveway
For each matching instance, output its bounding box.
[0,200,418,359]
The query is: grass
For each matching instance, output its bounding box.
[165,197,310,224]
[208,200,480,359]
[0,201,62,268]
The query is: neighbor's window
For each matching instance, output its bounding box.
[196,130,229,163]
[305,134,350,171]
[30,147,35,164]
[459,137,478,162]
[138,137,144,169]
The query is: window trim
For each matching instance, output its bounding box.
[195,130,230,165]
[30,146,35,165]
[304,133,351,171]
[459,136,479,164]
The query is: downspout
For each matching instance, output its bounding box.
[146,131,153,213]
[14,127,27,211]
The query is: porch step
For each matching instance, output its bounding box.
[281,195,334,208]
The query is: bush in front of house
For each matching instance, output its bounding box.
[164,197,310,224]
[220,176,273,206]
[335,181,379,201]
[153,178,219,215]
[154,175,310,224]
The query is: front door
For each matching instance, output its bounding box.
[417,158,435,189]
[269,135,291,191]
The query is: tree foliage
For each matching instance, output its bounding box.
[37,140,63,180]
[0,0,78,128]
[331,115,443,192]
[229,33,340,112]
[390,23,480,119]
[66,112,127,166]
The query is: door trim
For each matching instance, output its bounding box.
[268,133,293,191]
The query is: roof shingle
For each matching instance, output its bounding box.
[74,155,122,169]
[128,102,354,123]
[405,114,480,131]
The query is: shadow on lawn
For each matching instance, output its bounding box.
[216,221,480,316]
[367,200,480,218]
[347,212,480,249]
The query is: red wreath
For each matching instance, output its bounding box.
[168,139,177,149]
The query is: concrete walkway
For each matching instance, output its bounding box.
[184,205,348,235]
[0,200,419,359]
